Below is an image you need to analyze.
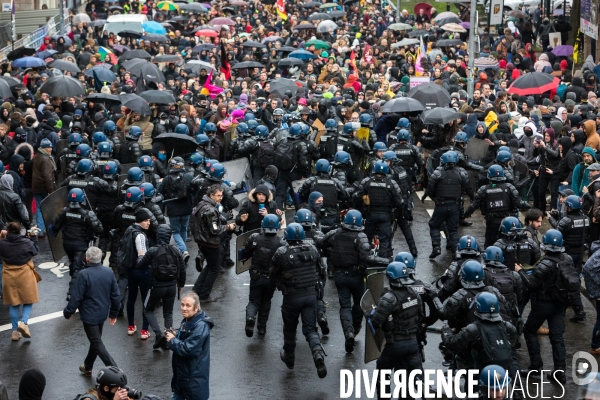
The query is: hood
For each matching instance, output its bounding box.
[189,310,214,329]
[557,107,567,122]
[584,119,597,137]
[518,117,529,128]
[558,136,572,153]
[467,114,478,125]
[0,173,13,191]
[248,187,273,203]
[156,223,172,245]
[308,191,323,208]
[16,142,33,161]
[573,77,584,87]
[475,121,488,137]
[574,130,587,145]
[497,122,511,134]
[484,111,498,133]
[582,146,597,163]
[525,122,539,136]
[539,53,549,61]
[9,153,24,172]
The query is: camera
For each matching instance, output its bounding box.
[124,386,142,399]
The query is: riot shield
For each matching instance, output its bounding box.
[120,163,138,176]
[275,128,289,144]
[222,157,253,212]
[54,139,69,164]
[464,138,489,162]
[235,228,284,274]
[513,160,528,180]
[58,156,68,187]
[40,186,68,262]
[361,285,386,364]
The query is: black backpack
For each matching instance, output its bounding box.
[545,254,581,305]
[257,140,275,168]
[487,268,517,304]
[115,225,137,274]
[152,244,180,282]
[274,139,298,171]
[474,320,513,370]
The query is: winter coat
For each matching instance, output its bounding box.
[0,233,39,306]
[125,115,155,151]
[0,174,30,228]
[533,54,552,72]
[464,114,478,139]
[556,137,580,183]
[31,149,57,194]
[16,143,34,189]
[169,311,214,400]
[584,243,600,299]
[192,195,227,248]
[235,188,279,232]
[572,129,586,154]
[584,120,600,150]
[137,224,186,288]
[572,147,598,196]
[564,77,588,103]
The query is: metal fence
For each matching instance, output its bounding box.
[0,21,12,49]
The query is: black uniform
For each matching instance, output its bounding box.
[442,286,507,332]
[274,137,309,210]
[493,233,541,271]
[95,174,119,261]
[550,210,589,271]
[484,263,524,330]
[317,131,339,162]
[298,172,347,228]
[61,172,114,210]
[119,137,141,164]
[437,255,482,302]
[389,141,422,183]
[338,135,369,184]
[250,137,276,183]
[387,162,418,255]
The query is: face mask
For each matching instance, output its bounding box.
[160,120,166,125]
[32,122,39,128]
[180,118,187,123]
[313,203,323,211]
[158,152,167,160]
[524,129,533,137]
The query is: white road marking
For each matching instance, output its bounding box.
[426,209,445,238]
[0,310,78,333]
[37,252,111,279]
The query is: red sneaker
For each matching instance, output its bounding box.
[128,325,137,336]
[140,330,150,340]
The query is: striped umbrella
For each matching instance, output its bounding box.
[98,46,118,65]
[156,1,178,10]
[474,57,500,69]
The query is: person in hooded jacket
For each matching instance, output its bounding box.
[152,142,168,178]
[533,127,561,212]
[235,184,282,233]
[463,114,478,139]
[472,121,499,165]
[0,174,30,229]
[7,153,26,202]
[573,147,598,196]
[571,128,586,155]
[584,119,600,150]
[565,77,589,103]
[556,136,581,190]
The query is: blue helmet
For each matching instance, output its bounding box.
[128,126,142,138]
[196,134,209,146]
[373,142,387,152]
[397,117,410,128]
[92,132,107,145]
[76,144,92,158]
[262,214,281,233]
[97,141,113,156]
[138,155,153,170]
[542,229,564,252]
[385,262,414,286]
[209,163,225,180]
[103,120,116,133]
[255,125,268,137]
[487,164,505,181]
[68,188,85,203]
[325,119,337,131]
[247,120,259,132]
[479,365,510,391]
[127,167,144,182]
[360,113,372,125]
[244,113,255,122]
[204,122,217,133]
[237,122,249,134]
[285,222,305,241]
[300,123,310,136]
[397,129,411,142]
[460,260,485,289]
[395,252,416,270]
[294,208,314,227]
[103,161,118,177]
[372,160,389,175]
[342,209,363,231]
[454,131,468,143]
[440,151,458,165]
[499,216,521,235]
[383,150,397,161]
[175,124,189,135]
[565,195,582,210]
[76,159,94,174]
[125,186,143,203]
[333,151,351,165]
[315,159,331,173]
[139,182,155,198]
[342,122,355,135]
[475,292,502,322]
[498,146,511,153]
[68,133,82,145]
[189,153,204,166]
[457,235,480,256]
[496,150,512,164]
[483,246,504,266]
[205,159,217,172]
[289,123,302,136]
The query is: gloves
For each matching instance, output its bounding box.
[362,194,370,205]
[47,224,56,237]
[441,325,453,343]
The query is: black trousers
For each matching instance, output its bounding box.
[376,339,423,400]
[64,241,87,295]
[334,271,365,333]
[193,245,221,299]
[144,283,177,336]
[281,295,321,353]
[538,173,559,213]
[246,272,276,327]
[484,217,503,248]
[275,170,302,209]
[97,211,113,261]
[365,211,393,258]
[429,203,460,250]
[83,322,117,370]
[523,300,566,370]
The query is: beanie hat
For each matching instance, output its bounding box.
[135,208,152,223]
[265,165,278,180]
[360,101,370,110]
[40,138,52,148]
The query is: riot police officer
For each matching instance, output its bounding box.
[227,122,254,160]
[240,214,284,337]
[315,210,389,353]
[438,235,482,301]
[386,117,410,147]
[493,217,541,271]
[389,128,422,185]
[119,126,142,164]
[365,142,388,176]
[270,223,327,379]
[138,155,160,188]
[103,120,121,155]
[139,182,166,224]
[338,122,369,184]
[203,123,223,160]
[59,133,82,176]
[318,119,339,162]
[49,188,103,300]
[331,151,354,204]
[62,159,114,210]
[65,143,93,178]
[465,165,528,247]
[92,141,121,177]
[355,161,404,258]
[274,123,311,210]
[422,151,474,259]
[249,124,275,183]
[359,113,377,147]
[119,167,144,204]
[96,161,119,263]
[185,153,206,177]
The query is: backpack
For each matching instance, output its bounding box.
[115,225,137,274]
[474,320,513,370]
[152,244,180,282]
[274,139,298,171]
[488,268,517,305]
[556,84,568,101]
[545,254,581,305]
[257,140,275,168]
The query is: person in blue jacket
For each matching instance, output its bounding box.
[166,291,214,400]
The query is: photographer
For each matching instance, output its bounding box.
[166,292,214,400]
[75,366,140,400]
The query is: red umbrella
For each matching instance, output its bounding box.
[413,2,432,18]
[507,72,558,96]
[195,29,219,37]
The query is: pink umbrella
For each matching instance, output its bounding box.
[209,17,235,26]
[460,21,470,29]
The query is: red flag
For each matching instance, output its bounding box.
[220,42,231,81]
[349,50,357,77]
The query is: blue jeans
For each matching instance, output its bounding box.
[592,300,600,349]
[171,393,184,400]
[169,215,190,253]
[10,304,33,331]
[34,193,47,233]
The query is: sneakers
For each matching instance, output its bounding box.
[182,251,190,264]
[140,330,150,340]
[537,326,550,334]
[245,317,255,338]
[345,331,355,353]
[11,331,21,341]
[199,297,217,303]
[18,321,31,338]
[128,325,137,336]
[312,348,327,379]
[79,365,92,377]
[429,246,441,259]
[280,349,295,369]
[153,335,167,349]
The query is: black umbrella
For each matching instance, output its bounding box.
[407,29,431,37]
[193,43,216,52]
[144,33,170,43]
[231,61,264,69]
[154,133,197,157]
[308,12,329,21]
[39,75,85,97]
[435,17,462,26]
[140,90,176,104]
[120,93,151,116]
[329,10,345,18]
[118,30,143,39]
[0,76,25,90]
[241,40,265,48]
[109,5,123,11]
[408,82,451,109]
[435,39,463,47]
[152,55,182,63]
[0,80,12,99]
[421,108,460,125]
[278,58,305,67]
[301,1,321,7]
[87,92,120,102]
[380,97,425,113]
[84,66,118,82]
[343,0,359,4]
[180,3,208,12]
[7,47,35,61]
[294,23,316,30]
[278,46,297,53]
[48,59,81,74]
[120,49,152,61]
[270,78,299,97]
[221,6,235,14]
[121,59,166,82]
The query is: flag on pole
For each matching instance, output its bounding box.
[414,36,425,76]
[573,29,580,64]
[276,0,287,20]
[220,42,231,81]
[11,0,15,41]
[349,50,357,77]
[202,69,224,98]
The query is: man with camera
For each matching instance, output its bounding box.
[74,366,141,400]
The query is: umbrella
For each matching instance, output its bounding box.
[317,20,338,33]
[308,12,329,21]
[434,11,459,20]
[209,17,235,26]
[7,47,35,60]
[474,57,500,69]
[343,0,359,3]
[507,72,558,96]
[111,44,130,54]
[109,5,123,11]
[262,36,282,43]
[52,35,73,45]
[118,30,143,39]
[180,3,208,12]
[552,45,574,56]
[13,57,45,68]
[184,60,215,73]
[154,133,197,157]
[329,10,345,18]
[122,59,166,82]
[435,17,462,26]
[120,93,151,116]
[73,13,91,24]
[435,39,463,47]
[195,29,219,37]
[408,29,431,37]
[0,80,12,99]
[270,78,301,97]
[294,23,316,30]
[221,6,236,13]
[152,55,182,63]
[302,1,321,7]
[278,58,305,67]
[241,40,266,48]
[421,108,460,125]
[0,76,26,90]
[460,22,470,29]
[427,49,443,61]
[388,23,413,31]
[48,59,81,74]
[304,39,330,49]
[413,2,432,18]
[289,49,315,60]
[231,61,264,69]
[35,50,58,59]
[97,46,118,65]
[87,93,120,102]
[319,3,338,9]
[381,97,425,113]
[144,33,170,43]
[508,10,528,18]
[441,23,467,33]
[140,90,176,104]
[142,21,167,34]
[120,49,152,61]
[156,1,179,10]
[392,38,420,48]
[408,82,451,108]
[39,75,85,97]
[193,43,216,52]
[278,46,297,53]
[230,0,248,5]
[88,19,106,27]
[84,66,117,82]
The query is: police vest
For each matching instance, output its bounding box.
[312,178,338,209]
[391,166,410,196]
[280,244,319,295]
[95,181,119,213]
[564,214,589,252]
[251,233,281,273]
[486,267,517,309]
[393,145,415,168]
[365,177,394,210]
[503,239,531,269]
[435,168,462,199]
[330,229,360,268]
[318,134,337,160]
[384,287,420,340]
[484,183,512,214]
[117,207,137,233]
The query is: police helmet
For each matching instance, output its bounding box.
[498,146,511,153]
[285,222,306,241]
[397,129,411,142]
[565,195,582,210]
[103,120,116,133]
[205,159,218,172]
[315,159,331,173]
[373,142,387,152]
[169,156,184,169]
[541,229,564,252]
[97,141,112,156]
[487,164,506,181]
[204,122,217,133]
[247,120,259,132]
[175,124,189,135]
[196,134,209,146]
[483,246,505,266]
[244,113,255,122]
[440,151,458,166]
[256,125,269,137]
[342,122,355,135]
[189,153,204,166]
[385,262,414,286]
[237,122,249,134]
[499,216,521,236]
[76,144,92,158]
[289,123,302,136]
[273,108,284,118]
[360,113,372,125]
[262,214,281,233]
[128,126,142,138]
[125,187,143,203]
[460,260,485,289]
[372,160,389,175]
[139,182,155,198]
[479,364,510,391]
[68,188,85,203]
[103,161,118,178]
[209,163,226,180]
[457,235,480,256]
[395,252,416,270]
[496,150,512,164]
[300,123,311,136]
[76,159,94,174]
[397,117,410,128]
[68,133,82,145]
[325,119,337,131]
[127,167,144,182]
[342,209,363,231]
[383,151,397,161]
[92,132,107,145]
[475,292,502,322]
[138,155,153,171]
[294,208,314,227]
[333,151,351,165]
[454,131,468,143]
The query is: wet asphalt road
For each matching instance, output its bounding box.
[0,193,595,399]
